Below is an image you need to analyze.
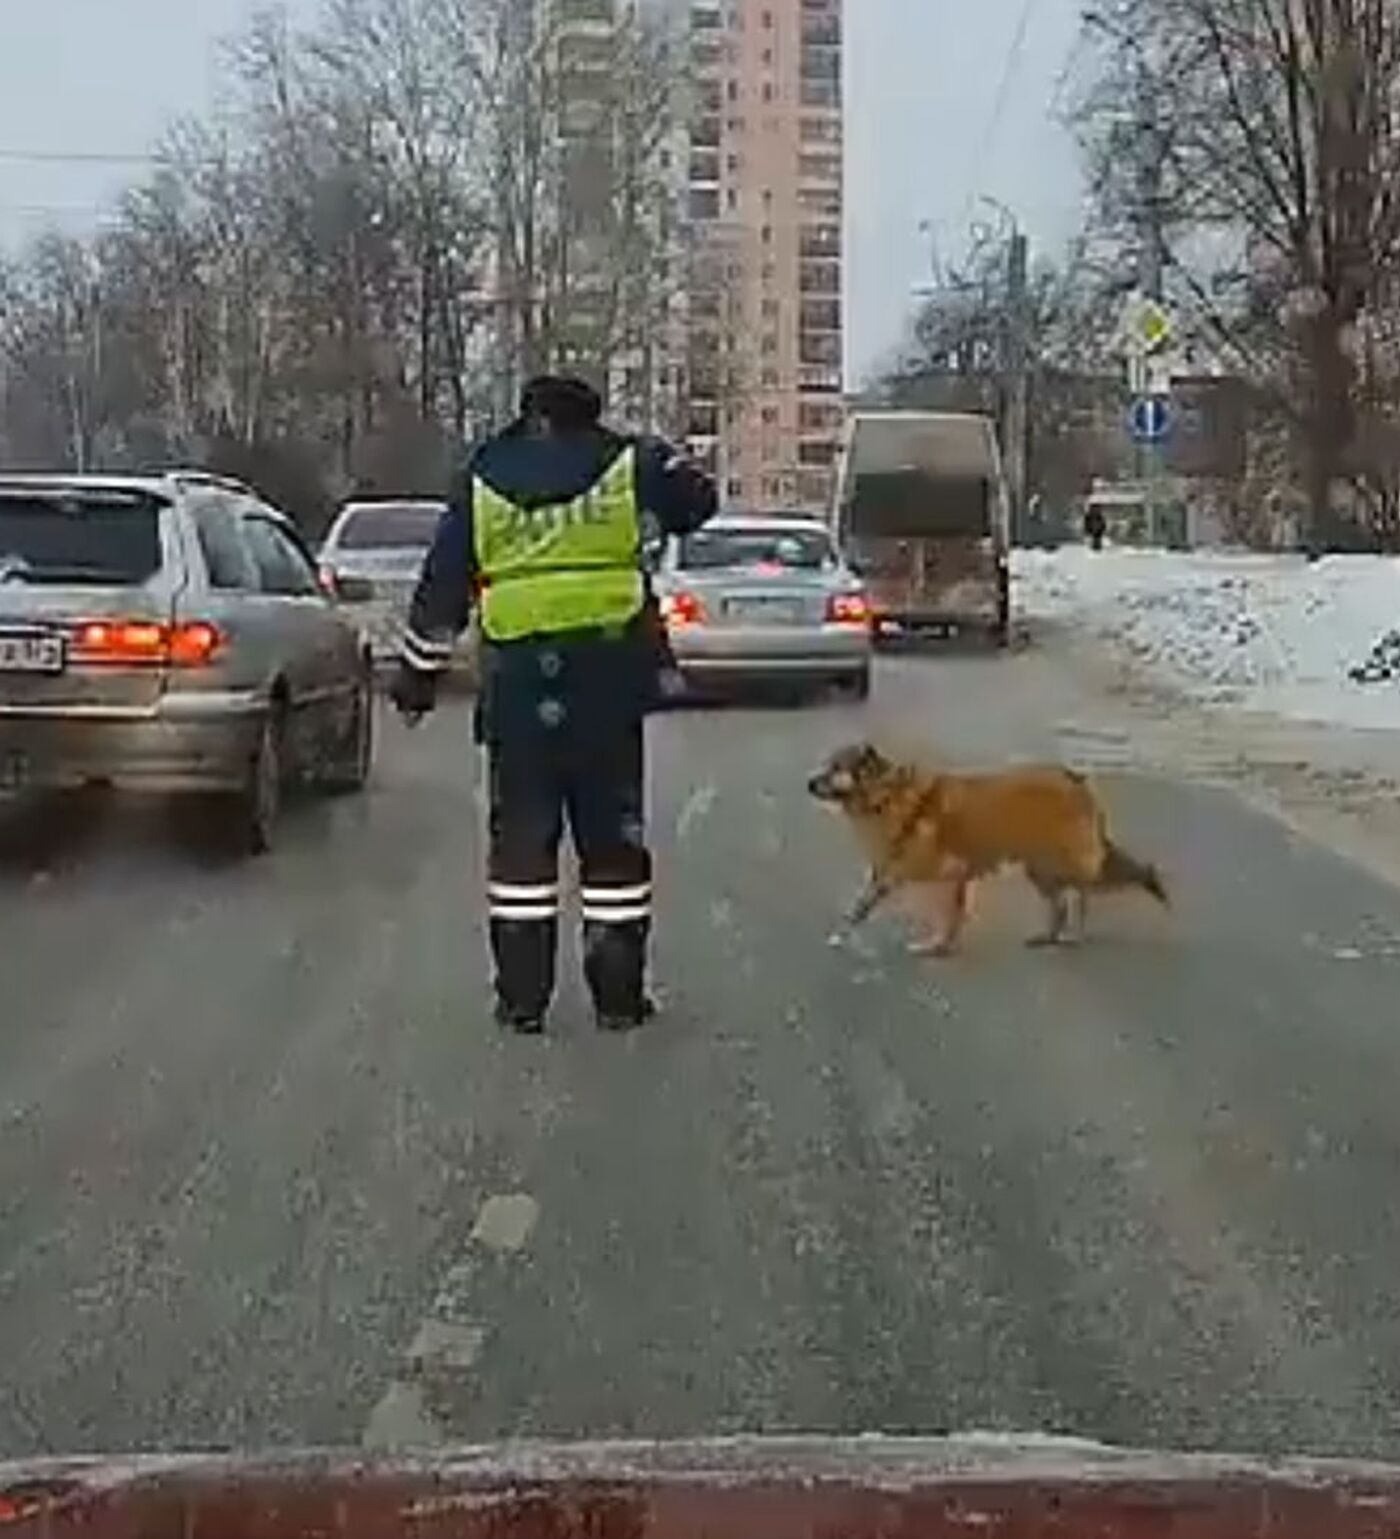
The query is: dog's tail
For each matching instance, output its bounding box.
[1099,840,1170,907]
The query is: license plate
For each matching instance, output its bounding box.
[727,597,803,623]
[0,631,65,674]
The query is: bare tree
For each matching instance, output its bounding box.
[0,0,687,501]
[1076,0,1400,545]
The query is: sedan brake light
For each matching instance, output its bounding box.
[70,620,224,667]
[660,590,707,627]
[826,591,872,626]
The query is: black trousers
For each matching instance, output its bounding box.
[486,720,651,1020]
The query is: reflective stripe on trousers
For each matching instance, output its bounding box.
[580,882,652,925]
[487,881,561,924]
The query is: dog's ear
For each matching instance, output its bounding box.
[855,742,886,774]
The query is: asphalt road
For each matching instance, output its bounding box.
[4,648,1400,1463]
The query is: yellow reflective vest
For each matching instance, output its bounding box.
[471,447,644,642]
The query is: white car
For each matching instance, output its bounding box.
[653,515,873,699]
[318,497,476,674]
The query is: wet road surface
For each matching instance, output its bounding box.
[3,649,1400,1460]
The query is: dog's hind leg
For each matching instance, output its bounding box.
[1027,875,1074,948]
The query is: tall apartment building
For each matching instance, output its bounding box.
[486,0,686,429]
[683,0,845,513]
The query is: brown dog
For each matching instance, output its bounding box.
[808,742,1168,953]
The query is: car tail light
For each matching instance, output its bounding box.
[70,619,224,667]
[827,591,872,626]
[317,564,339,598]
[660,590,706,627]
[168,621,222,666]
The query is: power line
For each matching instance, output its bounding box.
[956,0,1040,231]
[0,150,162,167]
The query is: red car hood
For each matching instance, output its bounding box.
[3,1434,1399,1537]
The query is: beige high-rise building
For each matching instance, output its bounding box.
[683,0,845,513]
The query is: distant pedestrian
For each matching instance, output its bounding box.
[389,374,717,1034]
[1084,505,1107,552]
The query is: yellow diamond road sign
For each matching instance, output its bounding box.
[1138,300,1172,353]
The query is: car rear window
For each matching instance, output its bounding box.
[679,527,835,571]
[847,472,991,539]
[334,504,443,550]
[0,492,163,585]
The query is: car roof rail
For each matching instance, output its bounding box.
[161,468,259,497]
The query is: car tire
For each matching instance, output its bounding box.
[322,669,374,795]
[844,667,872,701]
[211,709,284,857]
[992,564,1012,648]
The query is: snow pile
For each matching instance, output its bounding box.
[1014,546,1400,730]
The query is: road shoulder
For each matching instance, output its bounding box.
[1033,621,1400,893]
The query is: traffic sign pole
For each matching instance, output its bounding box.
[1121,292,1176,546]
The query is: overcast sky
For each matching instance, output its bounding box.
[0,0,1085,384]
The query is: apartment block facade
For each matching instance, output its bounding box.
[683,0,845,513]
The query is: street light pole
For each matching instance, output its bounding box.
[1004,226,1031,547]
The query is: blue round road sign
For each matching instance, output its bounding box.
[1129,395,1171,444]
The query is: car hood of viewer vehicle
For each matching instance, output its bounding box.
[3,1434,1400,1538]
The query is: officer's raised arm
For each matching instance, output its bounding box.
[633,435,718,538]
[390,476,477,722]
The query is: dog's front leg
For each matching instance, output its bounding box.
[910,872,970,956]
[848,868,896,928]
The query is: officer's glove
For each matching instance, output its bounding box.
[390,662,438,725]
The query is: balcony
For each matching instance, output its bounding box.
[799,153,842,186]
[799,366,842,393]
[800,331,841,368]
[799,224,841,260]
[800,299,841,333]
[689,149,721,185]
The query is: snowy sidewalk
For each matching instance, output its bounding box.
[1014,546,1400,732]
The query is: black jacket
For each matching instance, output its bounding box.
[400,423,716,742]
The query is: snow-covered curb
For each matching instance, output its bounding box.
[1013,546,1400,731]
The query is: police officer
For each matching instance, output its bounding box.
[390,374,717,1034]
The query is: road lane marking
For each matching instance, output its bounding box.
[407,1319,489,1372]
[362,1190,539,1449]
[363,1381,444,1449]
[470,1192,539,1253]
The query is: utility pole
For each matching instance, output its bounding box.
[1135,64,1168,545]
[1003,227,1031,546]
